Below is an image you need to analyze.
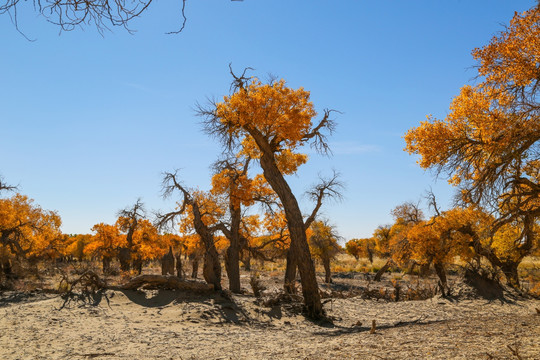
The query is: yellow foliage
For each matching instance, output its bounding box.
[86,223,123,258]
[215,78,317,175]
[308,221,341,262]
[0,194,62,259]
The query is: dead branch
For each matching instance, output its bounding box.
[304,170,344,230]
[0,176,17,192]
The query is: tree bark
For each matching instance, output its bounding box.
[133,258,143,275]
[323,258,332,284]
[1,259,12,276]
[222,205,242,293]
[202,246,221,291]
[161,247,175,276]
[433,262,448,296]
[374,259,392,282]
[284,250,297,294]
[191,256,199,279]
[175,252,183,279]
[256,149,323,318]
[367,247,374,264]
[102,256,111,274]
[501,262,520,289]
[242,256,251,271]
[118,247,131,272]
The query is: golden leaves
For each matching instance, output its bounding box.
[0,194,62,258]
[215,78,316,174]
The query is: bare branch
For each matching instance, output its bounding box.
[424,188,441,217]
[302,109,340,155]
[0,176,17,193]
[117,197,145,219]
[304,170,344,230]
[155,170,193,231]
[2,0,243,36]
[165,0,187,34]
[229,63,254,93]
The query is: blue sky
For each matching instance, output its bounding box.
[0,0,534,240]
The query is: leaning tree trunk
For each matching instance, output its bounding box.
[374,259,392,282]
[323,258,332,284]
[433,262,448,296]
[258,151,323,318]
[284,250,297,294]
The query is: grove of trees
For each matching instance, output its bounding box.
[1,4,539,323]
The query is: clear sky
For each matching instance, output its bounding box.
[0,0,535,240]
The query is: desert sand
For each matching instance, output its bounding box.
[1,273,539,360]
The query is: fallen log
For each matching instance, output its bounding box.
[114,274,213,292]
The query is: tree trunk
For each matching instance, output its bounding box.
[1,259,12,276]
[367,247,374,264]
[203,247,221,291]
[175,252,183,279]
[419,263,431,277]
[191,257,199,279]
[102,256,111,274]
[501,262,520,289]
[133,258,143,275]
[225,246,241,293]
[323,258,332,284]
[118,247,131,271]
[161,247,175,276]
[284,250,297,294]
[374,259,392,282]
[190,200,222,291]
[258,150,323,318]
[223,206,242,293]
[243,256,251,271]
[433,262,448,296]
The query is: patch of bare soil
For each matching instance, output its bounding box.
[0,273,539,360]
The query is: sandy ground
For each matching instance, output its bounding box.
[1,274,539,360]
